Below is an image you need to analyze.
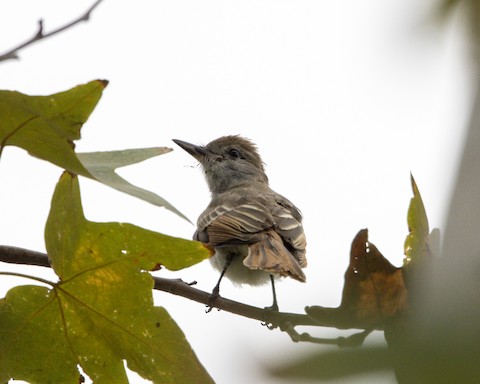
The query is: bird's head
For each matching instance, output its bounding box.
[173,135,268,193]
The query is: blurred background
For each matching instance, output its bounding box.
[0,1,476,383]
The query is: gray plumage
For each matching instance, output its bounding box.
[173,135,307,286]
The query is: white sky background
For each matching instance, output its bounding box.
[0,1,473,383]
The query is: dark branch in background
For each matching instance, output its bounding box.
[0,0,104,62]
[0,246,51,267]
[0,245,371,346]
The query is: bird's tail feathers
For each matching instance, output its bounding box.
[244,230,306,282]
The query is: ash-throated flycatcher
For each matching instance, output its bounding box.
[173,135,307,310]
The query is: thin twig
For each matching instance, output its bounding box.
[0,244,372,346]
[0,0,104,62]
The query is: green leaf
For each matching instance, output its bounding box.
[77,148,191,222]
[0,80,107,175]
[0,82,190,221]
[403,174,430,267]
[0,173,213,384]
[0,285,81,384]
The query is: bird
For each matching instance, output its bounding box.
[173,135,307,310]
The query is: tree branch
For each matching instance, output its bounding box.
[0,245,51,267]
[0,244,372,345]
[0,0,104,62]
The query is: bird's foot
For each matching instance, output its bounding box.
[261,302,279,329]
[205,287,221,313]
[264,303,279,312]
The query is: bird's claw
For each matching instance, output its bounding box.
[205,289,221,313]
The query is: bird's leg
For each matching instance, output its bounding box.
[261,275,280,328]
[265,274,279,312]
[206,254,233,312]
[212,253,233,296]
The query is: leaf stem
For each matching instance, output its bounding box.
[0,271,55,287]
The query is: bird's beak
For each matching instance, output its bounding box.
[172,139,208,161]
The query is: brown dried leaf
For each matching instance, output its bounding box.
[307,229,408,330]
[342,229,408,327]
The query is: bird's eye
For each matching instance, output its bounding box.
[228,148,242,159]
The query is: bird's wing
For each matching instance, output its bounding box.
[271,193,307,268]
[196,201,273,246]
[195,189,307,269]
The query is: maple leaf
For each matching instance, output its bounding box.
[0,173,213,383]
[307,229,408,330]
[77,148,191,221]
[0,80,106,174]
[306,176,435,330]
[0,81,189,220]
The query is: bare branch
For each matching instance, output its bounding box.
[0,244,372,346]
[0,245,50,267]
[0,0,104,63]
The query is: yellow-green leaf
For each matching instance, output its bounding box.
[403,174,430,267]
[0,82,190,221]
[0,173,213,384]
[0,80,106,175]
[0,285,81,383]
